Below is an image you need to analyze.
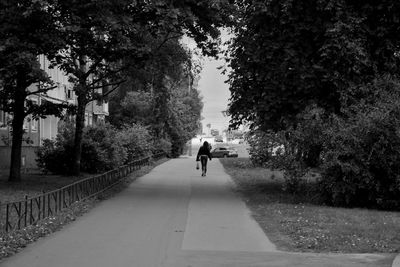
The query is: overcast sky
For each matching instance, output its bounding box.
[197,55,230,134]
[185,29,232,135]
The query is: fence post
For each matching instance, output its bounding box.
[47,193,51,216]
[24,196,28,228]
[6,203,9,232]
[42,191,46,219]
[17,202,22,230]
[29,198,33,225]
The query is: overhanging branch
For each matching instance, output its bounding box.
[103,81,125,97]
[86,79,126,102]
[26,85,58,96]
[87,65,127,88]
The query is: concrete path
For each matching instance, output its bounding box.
[0,158,394,267]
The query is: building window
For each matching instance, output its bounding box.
[88,114,93,126]
[30,99,38,132]
[66,88,74,100]
[31,117,38,132]
[23,117,29,131]
[84,113,88,127]
[0,110,6,128]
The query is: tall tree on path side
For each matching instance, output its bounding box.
[51,0,235,175]
[226,0,400,132]
[0,0,66,182]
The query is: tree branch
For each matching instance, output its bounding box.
[26,85,58,96]
[89,79,126,91]
[83,58,103,80]
[153,31,184,53]
[87,65,127,87]
[86,80,125,102]
[102,81,125,97]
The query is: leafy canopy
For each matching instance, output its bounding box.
[226,0,400,131]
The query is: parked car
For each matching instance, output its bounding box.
[211,146,238,158]
[214,136,224,143]
[230,138,245,144]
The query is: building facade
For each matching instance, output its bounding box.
[0,55,109,170]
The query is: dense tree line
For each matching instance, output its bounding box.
[108,37,204,157]
[0,0,235,181]
[227,0,400,209]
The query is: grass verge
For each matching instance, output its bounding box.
[220,158,400,253]
[0,158,169,260]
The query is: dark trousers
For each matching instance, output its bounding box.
[200,155,208,174]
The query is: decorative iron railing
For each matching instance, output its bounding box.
[0,152,165,233]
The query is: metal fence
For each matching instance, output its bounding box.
[0,152,165,233]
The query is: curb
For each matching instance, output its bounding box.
[393,254,400,267]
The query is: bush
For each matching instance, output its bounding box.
[116,123,153,162]
[244,77,400,209]
[319,78,400,209]
[81,124,127,173]
[153,138,172,157]
[36,139,73,174]
[320,106,400,209]
[246,130,283,166]
[36,122,128,174]
[246,107,327,194]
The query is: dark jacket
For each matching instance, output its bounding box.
[196,146,212,161]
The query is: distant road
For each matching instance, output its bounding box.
[190,139,250,158]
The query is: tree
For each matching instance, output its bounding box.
[50,0,234,174]
[0,0,66,182]
[226,0,400,131]
[227,1,400,208]
[109,37,204,156]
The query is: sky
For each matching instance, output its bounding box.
[184,30,232,135]
[197,56,231,135]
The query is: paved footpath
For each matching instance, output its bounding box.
[0,158,395,267]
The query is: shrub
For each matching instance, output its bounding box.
[36,122,128,174]
[320,107,400,209]
[153,138,172,157]
[36,139,73,174]
[81,124,127,173]
[319,78,400,209]
[246,106,327,194]
[116,123,153,162]
[246,130,283,166]
[245,77,400,209]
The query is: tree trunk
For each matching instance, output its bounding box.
[72,94,86,175]
[8,89,26,182]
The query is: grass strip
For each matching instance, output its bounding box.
[220,158,400,253]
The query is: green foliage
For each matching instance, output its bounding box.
[0,0,68,181]
[153,138,172,157]
[319,78,400,209]
[246,130,278,165]
[81,124,127,173]
[247,78,400,209]
[247,131,310,194]
[36,122,128,174]
[109,37,204,158]
[36,139,72,174]
[227,0,400,131]
[47,0,233,174]
[116,124,153,162]
[228,1,400,209]
[109,91,153,127]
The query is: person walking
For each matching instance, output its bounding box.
[196,141,212,176]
